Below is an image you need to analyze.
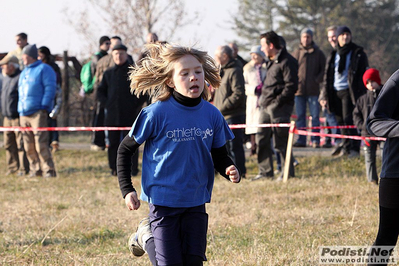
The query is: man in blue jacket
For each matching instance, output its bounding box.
[18,44,57,178]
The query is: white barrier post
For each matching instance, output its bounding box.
[283,121,296,183]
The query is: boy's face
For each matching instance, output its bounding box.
[168,54,204,99]
[366,80,379,91]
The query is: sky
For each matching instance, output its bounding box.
[1,0,240,61]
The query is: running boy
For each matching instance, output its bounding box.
[117,43,241,266]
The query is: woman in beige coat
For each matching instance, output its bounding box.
[243,45,266,155]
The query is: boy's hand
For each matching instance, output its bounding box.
[125,191,141,210]
[226,165,240,183]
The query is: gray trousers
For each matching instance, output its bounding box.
[256,103,295,177]
[364,140,383,183]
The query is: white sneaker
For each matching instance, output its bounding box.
[128,217,152,257]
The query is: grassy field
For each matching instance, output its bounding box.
[0,146,382,265]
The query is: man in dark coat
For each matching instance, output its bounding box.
[253,31,298,181]
[97,44,146,176]
[213,45,247,177]
[320,26,368,157]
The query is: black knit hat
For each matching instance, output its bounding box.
[112,44,128,51]
[336,26,351,37]
[99,36,110,46]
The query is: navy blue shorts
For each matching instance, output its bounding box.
[149,203,208,266]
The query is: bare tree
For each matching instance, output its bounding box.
[63,0,188,56]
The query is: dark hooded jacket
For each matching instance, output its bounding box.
[1,68,21,118]
[259,48,298,108]
[353,87,381,136]
[320,42,368,113]
[213,59,246,120]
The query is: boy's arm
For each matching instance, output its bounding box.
[117,135,140,198]
[211,144,241,183]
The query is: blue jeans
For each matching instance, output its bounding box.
[323,109,341,145]
[47,117,59,144]
[295,95,320,145]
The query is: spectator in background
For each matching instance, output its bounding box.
[137,32,160,62]
[18,44,57,178]
[353,68,383,185]
[7,32,29,70]
[88,36,111,151]
[0,55,29,176]
[257,31,298,181]
[229,42,248,68]
[38,46,62,152]
[146,32,158,44]
[292,28,326,148]
[243,45,266,156]
[91,36,111,77]
[214,45,247,178]
[94,36,129,86]
[319,26,341,148]
[97,44,146,176]
[92,36,135,151]
[320,26,368,158]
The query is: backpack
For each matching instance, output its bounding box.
[80,52,101,94]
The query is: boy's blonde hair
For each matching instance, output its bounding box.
[129,43,221,102]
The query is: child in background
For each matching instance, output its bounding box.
[353,68,383,185]
[117,43,241,266]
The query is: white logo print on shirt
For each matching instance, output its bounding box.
[166,127,213,142]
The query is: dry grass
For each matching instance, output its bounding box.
[0,148,381,266]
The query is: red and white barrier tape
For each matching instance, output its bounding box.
[294,129,386,142]
[0,124,387,143]
[297,125,357,130]
[0,126,132,132]
[0,124,292,132]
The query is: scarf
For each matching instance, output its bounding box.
[337,42,355,74]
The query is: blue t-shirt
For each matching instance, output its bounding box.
[333,51,352,91]
[129,97,235,208]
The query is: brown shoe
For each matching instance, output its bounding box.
[44,170,57,178]
[51,141,59,152]
[312,143,320,148]
[29,170,43,177]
